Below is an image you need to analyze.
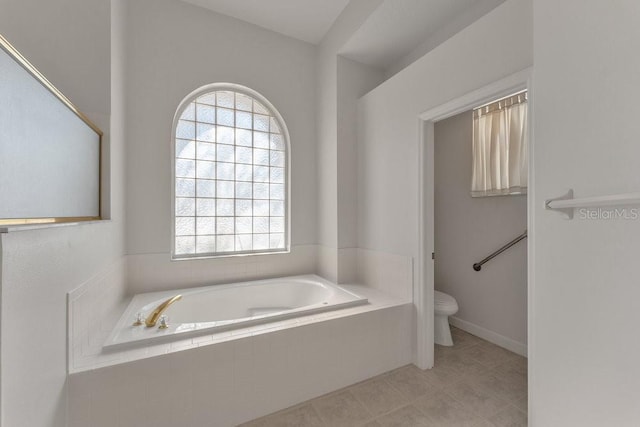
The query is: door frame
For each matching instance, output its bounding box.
[415,67,534,371]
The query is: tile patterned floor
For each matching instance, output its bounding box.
[240,327,527,427]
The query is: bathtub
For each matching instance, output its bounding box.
[104,275,367,349]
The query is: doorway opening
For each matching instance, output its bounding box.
[415,68,533,372]
[433,92,528,354]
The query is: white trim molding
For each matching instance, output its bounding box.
[418,68,533,122]
[449,316,527,357]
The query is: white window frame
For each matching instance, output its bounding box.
[171,83,291,260]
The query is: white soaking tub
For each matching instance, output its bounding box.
[104,275,367,349]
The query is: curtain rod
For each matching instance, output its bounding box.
[474,90,527,118]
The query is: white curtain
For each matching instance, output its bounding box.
[471,101,528,197]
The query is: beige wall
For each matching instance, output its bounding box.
[434,111,527,351]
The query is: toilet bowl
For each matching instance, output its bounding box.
[434,290,459,346]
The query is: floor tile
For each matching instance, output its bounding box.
[373,404,430,427]
[434,343,460,361]
[421,358,464,389]
[488,405,528,427]
[513,396,527,413]
[413,392,493,427]
[425,345,489,389]
[384,365,438,399]
[451,327,485,349]
[434,347,489,380]
[311,390,371,427]
[445,380,510,419]
[461,342,519,370]
[238,403,323,427]
[492,358,527,382]
[349,377,410,417]
[469,371,527,405]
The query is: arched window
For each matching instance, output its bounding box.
[172,84,290,258]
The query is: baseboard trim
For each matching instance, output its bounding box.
[449,316,527,357]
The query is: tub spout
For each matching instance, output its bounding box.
[145,295,182,327]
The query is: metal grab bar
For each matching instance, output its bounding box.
[473,230,527,271]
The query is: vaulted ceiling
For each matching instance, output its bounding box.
[179,0,506,72]
[339,0,505,71]
[179,0,351,44]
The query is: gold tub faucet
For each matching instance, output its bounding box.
[145,295,182,327]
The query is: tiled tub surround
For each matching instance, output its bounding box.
[127,244,318,294]
[68,299,412,427]
[70,275,405,373]
[69,247,415,372]
[242,327,528,427]
[104,275,368,348]
[68,248,415,425]
[67,257,129,372]
[356,248,413,301]
[316,246,414,301]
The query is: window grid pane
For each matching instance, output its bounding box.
[175,89,287,256]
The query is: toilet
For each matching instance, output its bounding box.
[434,290,459,346]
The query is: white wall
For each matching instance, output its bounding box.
[315,38,339,280]
[385,0,506,80]
[123,0,319,290]
[434,111,527,350]
[1,225,126,427]
[0,0,109,116]
[532,1,640,425]
[336,57,385,282]
[358,0,532,303]
[315,0,384,282]
[0,0,127,426]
